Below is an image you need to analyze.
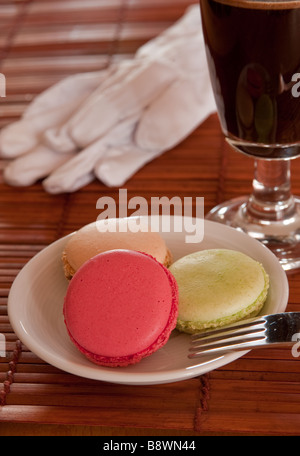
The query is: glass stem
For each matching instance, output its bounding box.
[246,159,296,222]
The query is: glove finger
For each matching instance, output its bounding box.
[94,144,162,188]
[3,145,75,186]
[43,124,78,155]
[43,171,95,194]
[24,70,110,119]
[135,77,215,151]
[0,120,41,158]
[42,139,107,194]
[0,102,83,158]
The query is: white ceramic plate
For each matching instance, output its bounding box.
[8,217,289,385]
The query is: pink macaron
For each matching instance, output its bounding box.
[63,249,178,367]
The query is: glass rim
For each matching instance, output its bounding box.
[204,0,300,9]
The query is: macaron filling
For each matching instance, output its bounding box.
[63,249,178,366]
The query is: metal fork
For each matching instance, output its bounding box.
[189,312,300,358]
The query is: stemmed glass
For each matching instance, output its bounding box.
[199,0,300,271]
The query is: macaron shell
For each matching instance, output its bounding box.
[63,249,178,367]
[169,249,269,333]
[62,219,172,279]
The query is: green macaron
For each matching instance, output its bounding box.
[169,249,269,334]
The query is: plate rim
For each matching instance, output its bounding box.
[7,217,289,385]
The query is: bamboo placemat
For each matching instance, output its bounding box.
[1,0,300,436]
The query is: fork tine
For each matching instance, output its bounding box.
[189,330,266,351]
[188,312,300,359]
[191,321,266,344]
[191,316,266,340]
[191,325,266,347]
[188,332,267,358]
[189,316,268,358]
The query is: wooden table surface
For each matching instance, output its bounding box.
[0,0,300,436]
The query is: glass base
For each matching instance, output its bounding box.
[206,196,300,272]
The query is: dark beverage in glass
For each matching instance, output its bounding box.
[200,0,300,158]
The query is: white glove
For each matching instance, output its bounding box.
[44,58,177,153]
[0,4,216,193]
[0,69,112,158]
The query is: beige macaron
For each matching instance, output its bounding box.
[62,218,172,279]
[169,248,269,334]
